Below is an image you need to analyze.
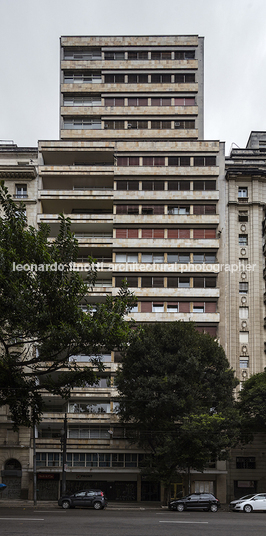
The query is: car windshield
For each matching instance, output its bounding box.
[237,494,255,501]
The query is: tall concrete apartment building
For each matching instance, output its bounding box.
[1,36,229,502]
[35,35,227,502]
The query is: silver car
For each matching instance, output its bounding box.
[230,493,266,513]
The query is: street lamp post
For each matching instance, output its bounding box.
[60,413,67,496]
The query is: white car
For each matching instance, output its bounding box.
[231,493,266,513]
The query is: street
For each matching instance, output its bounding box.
[0,508,266,536]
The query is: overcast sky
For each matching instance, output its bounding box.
[0,0,265,154]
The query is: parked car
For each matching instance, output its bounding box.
[229,494,256,510]
[230,493,266,513]
[169,493,220,512]
[58,489,107,510]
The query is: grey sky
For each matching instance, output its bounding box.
[0,0,265,153]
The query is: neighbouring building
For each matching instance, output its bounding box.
[0,141,38,500]
[225,132,266,500]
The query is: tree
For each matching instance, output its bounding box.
[115,322,239,501]
[0,182,136,427]
[238,369,266,439]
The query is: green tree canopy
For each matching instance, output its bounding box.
[238,368,266,439]
[0,182,136,426]
[115,322,239,497]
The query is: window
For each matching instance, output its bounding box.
[15,184,27,198]
[141,277,164,288]
[174,120,195,129]
[116,180,139,190]
[168,180,190,191]
[115,276,138,287]
[115,229,138,238]
[151,97,171,106]
[167,253,190,263]
[194,156,216,166]
[239,235,248,246]
[174,97,196,106]
[63,117,101,129]
[239,211,249,222]
[193,277,216,288]
[167,229,190,239]
[116,253,138,263]
[193,303,204,313]
[142,181,164,191]
[64,72,102,83]
[64,48,101,60]
[238,187,248,198]
[104,97,125,106]
[167,277,190,288]
[150,73,171,83]
[104,73,125,83]
[193,180,216,191]
[64,95,102,106]
[141,205,164,215]
[239,282,248,294]
[128,73,149,83]
[175,50,195,60]
[69,402,110,414]
[239,332,249,343]
[104,120,124,129]
[193,229,216,239]
[193,253,216,263]
[175,73,195,83]
[104,51,125,60]
[168,206,190,215]
[168,156,190,166]
[128,97,148,106]
[240,359,249,368]
[99,454,111,467]
[150,120,172,129]
[117,156,139,166]
[128,51,148,60]
[141,229,164,238]
[167,303,179,312]
[141,253,164,263]
[152,302,164,312]
[193,205,216,215]
[151,51,172,60]
[116,205,139,215]
[236,457,256,469]
[239,307,249,319]
[143,156,165,166]
[127,120,148,129]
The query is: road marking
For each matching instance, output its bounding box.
[0,518,44,521]
[160,521,209,524]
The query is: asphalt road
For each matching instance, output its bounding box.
[0,508,266,536]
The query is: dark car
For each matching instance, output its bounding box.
[58,489,107,510]
[169,492,220,512]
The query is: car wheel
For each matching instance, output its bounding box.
[243,504,253,513]
[210,504,218,512]
[177,503,185,512]
[62,500,70,509]
[93,501,103,510]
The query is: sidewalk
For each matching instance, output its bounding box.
[0,499,164,510]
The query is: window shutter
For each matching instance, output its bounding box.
[205,302,216,313]
[168,229,179,238]
[193,229,205,239]
[205,229,216,239]
[179,302,190,313]
[153,229,164,238]
[116,229,127,238]
[179,229,190,238]
[141,302,152,312]
[128,229,138,238]
[142,229,153,238]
